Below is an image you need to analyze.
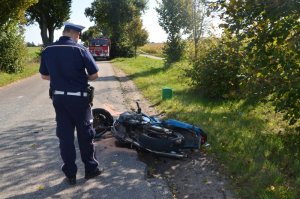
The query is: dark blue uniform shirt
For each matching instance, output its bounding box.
[40,36,99,92]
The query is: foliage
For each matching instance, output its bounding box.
[163,36,185,65]
[127,17,149,57]
[81,26,102,46]
[0,0,37,74]
[0,25,27,73]
[183,0,210,58]
[217,0,300,124]
[0,47,40,87]
[0,0,38,27]
[85,0,148,58]
[185,36,242,98]
[26,42,37,47]
[156,0,189,63]
[26,0,71,45]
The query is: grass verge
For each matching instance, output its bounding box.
[112,56,300,199]
[0,47,40,87]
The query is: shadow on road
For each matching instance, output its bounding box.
[96,67,163,84]
[0,119,63,198]
[1,119,169,199]
[97,75,129,82]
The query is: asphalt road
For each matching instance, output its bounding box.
[0,61,172,199]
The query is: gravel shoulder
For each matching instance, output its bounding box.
[112,66,237,199]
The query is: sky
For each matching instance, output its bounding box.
[25,0,168,45]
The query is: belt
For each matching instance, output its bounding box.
[53,90,88,97]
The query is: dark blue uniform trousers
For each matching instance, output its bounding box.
[52,95,98,178]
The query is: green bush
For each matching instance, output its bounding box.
[185,38,242,99]
[217,0,300,125]
[270,43,300,125]
[110,35,135,58]
[163,36,185,65]
[0,25,27,73]
[237,22,300,126]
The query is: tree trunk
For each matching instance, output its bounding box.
[193,0,197,59]
[194,38,198,58]
[40,24,50,46]
[39,15,50,46]
[48,27,54,44]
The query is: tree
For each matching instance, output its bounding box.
[0,0,37,27]
[218,0,300,124]
[0,0,37,73]
[81,26,102,46]
[85,0,147,57]
[127,17,149,58]
[26,42,36,47]
[26,0,72,45]
[0,25,28,73]
[156,0,189,63]
[184,0,210,58]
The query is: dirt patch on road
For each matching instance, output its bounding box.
[113,66,237,199]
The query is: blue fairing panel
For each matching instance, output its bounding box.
[162,119,204,135]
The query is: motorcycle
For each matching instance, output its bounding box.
[92,102,208,158]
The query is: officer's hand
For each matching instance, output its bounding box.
[88,72,99,81]
[41,75,50,80]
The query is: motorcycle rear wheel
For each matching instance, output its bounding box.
[92,108,114,138]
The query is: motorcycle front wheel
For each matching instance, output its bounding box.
[92,108,114,138]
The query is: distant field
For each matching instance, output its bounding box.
[139,43,164,57]
[27,47,41,60]
[0,47,40,87]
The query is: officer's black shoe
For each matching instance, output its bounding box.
[85,168,103,180]
[66,177,76,185]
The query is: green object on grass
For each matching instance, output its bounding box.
[162,87,173,100]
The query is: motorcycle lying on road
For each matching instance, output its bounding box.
[92,102,208,158]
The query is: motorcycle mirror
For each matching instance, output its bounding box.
[136,101,141,114]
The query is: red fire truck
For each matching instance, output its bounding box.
[88,37,111,60]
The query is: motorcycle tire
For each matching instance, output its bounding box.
[138,131,184,152]
[92,108,114,138]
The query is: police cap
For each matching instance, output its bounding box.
[63,22,85,33]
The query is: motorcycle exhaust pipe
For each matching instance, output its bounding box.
[125,138,187,158]
[144,149,187,158]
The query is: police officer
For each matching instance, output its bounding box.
[39,22,101,185]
